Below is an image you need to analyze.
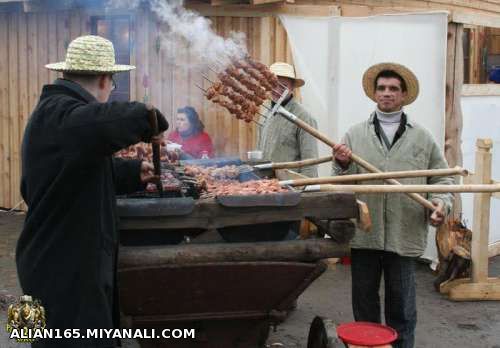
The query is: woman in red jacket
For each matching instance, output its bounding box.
[167,106,215,159]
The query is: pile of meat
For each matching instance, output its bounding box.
[184,164,287,197]
[204,58,279,123]
[207,179,287,196]
[184,165,240,181]
[145,172,182,193]
[115,143,169,162]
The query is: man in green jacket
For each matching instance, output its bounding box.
[258,62,319,177]
[332,63,453,348]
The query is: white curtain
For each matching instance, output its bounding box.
[461,96,500,246]
[280,12,449,262]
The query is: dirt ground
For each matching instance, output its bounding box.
[1,211,500,347]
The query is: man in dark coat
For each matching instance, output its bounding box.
[16,35,168,347]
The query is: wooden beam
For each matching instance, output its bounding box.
[251,0,283,4]
[186,3,340,17]
[445,23,464,217]
[210,0,244,6]
[462,84,500,96]
[471,138,493,283]
[448,278,500,301]
[452,10,500,29]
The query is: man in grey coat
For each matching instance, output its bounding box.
[258,62,319,177]
[332,63,453,348]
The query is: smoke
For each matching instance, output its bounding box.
[106,0,248,67]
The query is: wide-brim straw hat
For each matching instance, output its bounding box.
[362,62,419,106]
[270,62,305,88]
[46,35,135,74]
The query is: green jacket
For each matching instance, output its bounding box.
[258,98,319,177]
[332,113,454,257]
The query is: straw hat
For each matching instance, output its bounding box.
[362,62,419,106]
[46,35,135,74]
[270,62,305,88]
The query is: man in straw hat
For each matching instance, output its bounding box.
[332,63,454,348]
[16,35,168,347]
[258,62,319,177]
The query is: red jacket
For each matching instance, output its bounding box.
[167,131,215,159]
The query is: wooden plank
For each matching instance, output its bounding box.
[69,10,80,41]
[134,7,147,102]
[471,139,493,283]
[8,13,19,207]
[259,17,272,66]
[186,3,340,18]
[129,14,137,101]
[27,13,38,114]
[56,11,68,65]
[148,16,161,109]
[445,23,464,217]
[462,84,500,96]
[274,16,286,63]
[448,278,500,301]
[118,192,358,230]
[248,16,261,152]
[37,12,49,88]
[0,12,10,208]
[222,16,234,156]
[250,0,283,5]
[452,9,500,28]
[17,12,28,210]
[47,11,58,83]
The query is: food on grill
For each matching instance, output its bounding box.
[207,179,287,196]
[184,165,240,181]
[146,172,182,192]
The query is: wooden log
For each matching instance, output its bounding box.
[119,239,350,268]
[280,167,468,186]
[275,106,435,210]
[448,278,500,301]
[296,183,500,193]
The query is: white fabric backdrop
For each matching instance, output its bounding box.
[461,96,500,245]
[280,12,449,261]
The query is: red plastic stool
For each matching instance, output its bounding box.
[337,322,398,347]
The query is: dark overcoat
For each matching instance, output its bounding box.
[16,79,168,347]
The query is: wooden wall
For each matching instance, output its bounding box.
[0,8,293,209]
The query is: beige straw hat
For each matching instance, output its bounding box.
[46,35,135,74]
[362,62,419,106]
[270,62,305,88]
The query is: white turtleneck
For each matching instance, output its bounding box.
[375,108,403,146]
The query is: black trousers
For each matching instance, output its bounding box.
[351,248,417,348]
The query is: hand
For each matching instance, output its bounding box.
[140,161,159,184]
[151,132,164,145]
[333,143,352,168]
[430,199,445,226]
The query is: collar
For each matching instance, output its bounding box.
[54,78,97,103]
[369,111,414,128]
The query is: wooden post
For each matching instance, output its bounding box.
[445,22,464,216]
[446,138,500,301]
[471,139,492,283]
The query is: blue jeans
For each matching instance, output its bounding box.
[351,248,417,348]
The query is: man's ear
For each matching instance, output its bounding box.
[97,74,108,89]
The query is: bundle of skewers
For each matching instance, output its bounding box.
[197,57,284,126]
